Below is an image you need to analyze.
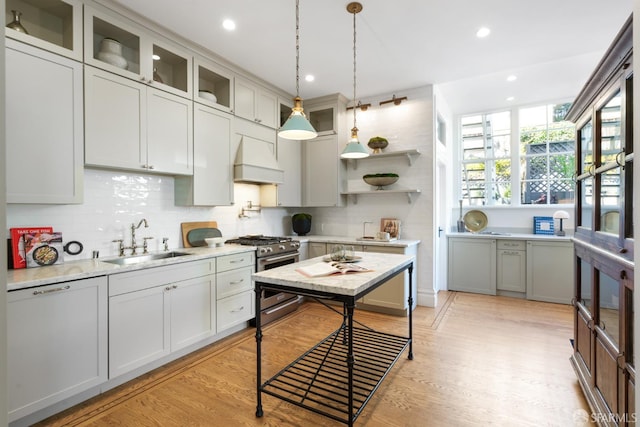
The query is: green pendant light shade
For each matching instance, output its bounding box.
[341,127,369,159]
[278,0,317,141]
[279,97,317,140]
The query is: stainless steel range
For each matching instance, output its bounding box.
[225,235,301,325]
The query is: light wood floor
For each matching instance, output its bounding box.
[37,292,593,426]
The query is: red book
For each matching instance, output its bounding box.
[10,227,53,269]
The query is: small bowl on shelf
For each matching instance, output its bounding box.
[363,173,399,190]
[198,90,218,103]
[367,136,388,154]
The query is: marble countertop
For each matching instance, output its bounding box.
[7,244,255,291]
[446,232,572,242]
[289,235,421,247]
[252,251,414,297]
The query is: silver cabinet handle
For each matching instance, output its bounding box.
[230,306,245,313]
[230,258,244,263]
[229,279,244,285]
[33,285,70,295]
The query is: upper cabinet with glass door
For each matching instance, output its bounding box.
[194,55,234,113]
[5,0,82,61]
[84,5,192,99]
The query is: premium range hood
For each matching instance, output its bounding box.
[233,135,284,184]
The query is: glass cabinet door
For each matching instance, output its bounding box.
[577,120,593,229]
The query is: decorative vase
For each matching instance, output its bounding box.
[7,10,28,34]
[292,213,312,236]
[97,38,128,70]
[367,136,388,154]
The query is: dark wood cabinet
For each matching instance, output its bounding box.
[566,15,634,425]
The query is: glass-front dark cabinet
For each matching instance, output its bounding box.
[566,15,634,424]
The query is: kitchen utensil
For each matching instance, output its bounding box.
[181,221,220,247]
[457,200,465,232]
[463,210,488,233]
[63,240,83,255]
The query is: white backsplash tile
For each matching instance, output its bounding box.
[6,169,291,261]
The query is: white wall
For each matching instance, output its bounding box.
[307,86,438,307]
[6,169,292,260]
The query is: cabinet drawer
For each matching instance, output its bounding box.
[217,266,253,299]
[217,291,255,332]
[497,240,526,250]
[109,259,214,296]
[217,252,254,273]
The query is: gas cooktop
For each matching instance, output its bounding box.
[225,235,293,246]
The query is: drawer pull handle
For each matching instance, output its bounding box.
[33,285,70,295]
[230,279,244,285]
[230,259,244,263]
[230,306,245,313]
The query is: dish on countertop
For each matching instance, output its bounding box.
[32,245,59,266]
[322,255,362,263]
[463,210,488,233]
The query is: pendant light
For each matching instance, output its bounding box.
[278,0,317,140]
[340,2,369,159]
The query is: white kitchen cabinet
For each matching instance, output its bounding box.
[302,94,348,207]
[234,76,278,128]
[108,260,215,378]
[175,104,233,206]
[8,276,108,422]
[526,241,574,304]
[497,240,526,293]
[216,252,255,332]
[84,5,192,99]
[359,244,417,314]
[303,135,344,207]
[85,65,193,175]
[448,237,497,295]
[194,55,234,113]
[261,136,302,207]
[298,242,309,260]
[5,0,83,61]
[5,39,83,204]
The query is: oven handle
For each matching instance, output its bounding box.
[263,296,301,315]
[261,253,299,264]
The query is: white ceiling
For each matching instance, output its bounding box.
[109,0,632,115]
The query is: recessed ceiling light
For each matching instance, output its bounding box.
[506,75,517,82]
[476,27,491,38]
[222,19,236,31]
[152,54,160,61]
[506,96,515,101]
[305,74,315,82]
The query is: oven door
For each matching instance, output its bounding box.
[257,252,300,272]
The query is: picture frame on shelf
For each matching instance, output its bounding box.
[380,218,401,239]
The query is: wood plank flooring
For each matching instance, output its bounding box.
[36,292,593,426]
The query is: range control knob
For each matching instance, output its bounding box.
[291,242,300,248]
[279,245,286,251]
[259,247,268,255]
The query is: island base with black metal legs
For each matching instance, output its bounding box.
[252,252,414,426]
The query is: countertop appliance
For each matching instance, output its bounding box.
[225,235,301,325]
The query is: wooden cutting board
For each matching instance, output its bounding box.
[180,221,220,247]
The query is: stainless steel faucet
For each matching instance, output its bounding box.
[128,218,149,255]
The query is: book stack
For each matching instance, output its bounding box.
[10,227,64,269]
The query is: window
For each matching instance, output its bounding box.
[460,111,511,206]
[458,102,575,206]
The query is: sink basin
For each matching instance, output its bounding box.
[102,251,190,266]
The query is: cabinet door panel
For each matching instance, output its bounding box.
[8,277,107,421]
[147,88,193,175]
[170,276,215,351]
[595,335,619,414]
[85,66,146,170]
[257,89,277,128]
[234,78,256,120]
[6,41,83,203]
[191,105,232,205]
[497,250,526,292]
[526,241,573,303]
[304,136,340,207]
[448,238,497,295]
[109,286,170,377]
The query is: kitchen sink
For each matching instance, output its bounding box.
[102,251,191,266]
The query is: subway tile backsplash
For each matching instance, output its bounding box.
[6,168,290,261]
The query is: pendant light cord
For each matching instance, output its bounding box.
[352,7,357,131]
[295,0,300,98]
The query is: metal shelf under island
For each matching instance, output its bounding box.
[252,252,415,426]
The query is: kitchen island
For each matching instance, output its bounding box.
[252,252,414,426]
